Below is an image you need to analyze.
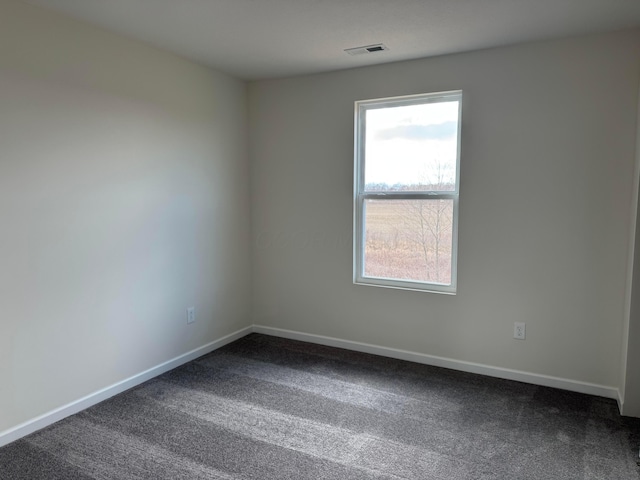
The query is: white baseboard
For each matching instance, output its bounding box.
[0,326,253,448]
[618,391,625,414]
[252,325,620,402]
[1,323,623,449]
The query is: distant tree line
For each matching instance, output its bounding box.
[365,182,455,192]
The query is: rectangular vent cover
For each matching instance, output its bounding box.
[345,43,389,56]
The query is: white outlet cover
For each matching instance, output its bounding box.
[187,307,195,324]
[514,322,526,340]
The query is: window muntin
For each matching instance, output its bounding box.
[354,91,462,294]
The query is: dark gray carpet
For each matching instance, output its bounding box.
[2,333,639,479]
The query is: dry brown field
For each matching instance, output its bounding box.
[364,200,453,284]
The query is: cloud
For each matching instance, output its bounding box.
[375,121,457,141]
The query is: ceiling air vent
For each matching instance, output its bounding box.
[344,43,389,56]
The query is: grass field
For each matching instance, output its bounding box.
[364,199,453,284]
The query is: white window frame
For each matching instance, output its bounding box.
[353,90,462,294]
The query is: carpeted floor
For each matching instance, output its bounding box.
[1,333,639,479]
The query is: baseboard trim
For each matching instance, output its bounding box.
[1,323,622,448]
[618,390,625,415]
[0,326,253,448]
[252,325,620,402]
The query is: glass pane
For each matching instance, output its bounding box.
[364,100,459,192]
[364,199,453,285]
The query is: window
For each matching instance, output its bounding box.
[353,91,462,294]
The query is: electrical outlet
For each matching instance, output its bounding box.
[187,307,195,325]
[514,322,526,340]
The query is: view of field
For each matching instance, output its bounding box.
[364,199,453,284]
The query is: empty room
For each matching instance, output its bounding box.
[2,0,640,478]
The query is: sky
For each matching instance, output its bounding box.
[364,100,460,190]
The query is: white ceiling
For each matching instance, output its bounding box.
[23,0,640,80]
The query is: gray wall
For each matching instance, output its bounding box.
[0,0,251,433]
[249,30,640,392]
[625,199,640,416]
[623,81,640,417]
